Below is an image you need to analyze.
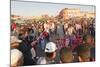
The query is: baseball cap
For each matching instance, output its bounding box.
[45,42,57,53]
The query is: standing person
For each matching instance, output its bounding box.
[37,42,57,64]
[88,23,95,37]
[64,22,69,36]
[75,21,82,35]
[49,21,55,34]
[44,22,50,34]
[67,24,75,36]
[18,29,35,65]
[37,26,50,51]
[67,23,76,47]
[56,21,65,39]
[11,25,20,37]
[11,22,16,31]
[55,20,65,49]
[82,18,88,34]
[49,21,56,42]
[39,32,49,51]
[31,24,37,38]
[64,35,70,47]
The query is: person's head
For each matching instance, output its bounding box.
[11,49,24,67]
[86,35,94,45]
[11,36,22,49]
[60,47,74,63]
[22,28,29,37]
[83,35,95,45]
[77,44,91,62]
[45,42,57,60]
[68,23,72,27]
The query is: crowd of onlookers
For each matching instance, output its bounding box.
[11,17,95,66]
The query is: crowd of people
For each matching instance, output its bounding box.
[10,16,95,66]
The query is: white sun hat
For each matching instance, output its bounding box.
[11,36,22,44]
[45,42,57,53]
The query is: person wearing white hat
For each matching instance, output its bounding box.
[45,42,57,53]
[37,42,57,64]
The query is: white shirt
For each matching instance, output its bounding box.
[37,57,55,64]
[44,23,50,33]
[68,27,74,35]
[37,57,47,64]
[64,23,68,29]
[75,24,82,30]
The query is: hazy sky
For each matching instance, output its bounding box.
[11,1,95,16]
